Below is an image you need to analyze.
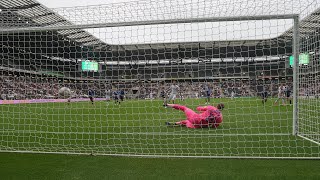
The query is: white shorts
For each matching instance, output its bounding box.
[106,95,111,100]
[168,94,177,101]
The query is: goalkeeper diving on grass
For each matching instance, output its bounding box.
[164,103,225,128]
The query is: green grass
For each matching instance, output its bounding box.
[0,98,319,157]
[0,153,319,180]
[0,98,319,179]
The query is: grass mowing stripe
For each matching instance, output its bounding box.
[0,98,319,158]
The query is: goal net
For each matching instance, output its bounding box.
[0,0,319,158]
[297,19,320,145]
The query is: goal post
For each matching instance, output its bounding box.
[292,15,300,136]
[0,1,319,159]
[0,14,301,138]
[0,14,300,34]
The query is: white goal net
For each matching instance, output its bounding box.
[297,23,320,145]
[0,0,319,158]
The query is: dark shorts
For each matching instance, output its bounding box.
[262,92,268,98]
[120,95,124,101]
[286,91,291,98]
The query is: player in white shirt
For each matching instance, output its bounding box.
[164,81,180,105]
[204,84,212,104]
[150,91,154,100]
[195,92,199,99]
[274,84,285,105]
[105,89,111,101]
[231,91,235,99]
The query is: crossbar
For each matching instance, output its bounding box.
[0,14,299,33]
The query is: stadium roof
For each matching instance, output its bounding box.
[0,0,319,65]
[0,0,106,47]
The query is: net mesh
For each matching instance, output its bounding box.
[0,0,319,158]
[298,29,320,145]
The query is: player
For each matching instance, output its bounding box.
[195,92,199,99]
[231,91,235,99]
[159,82,167,104]
[179,92,185,101]
[88,89,95,105]
[113,90,120,105]
[204,84,212,104]
[284,85,292,104]
[164,103,225,129]
[160,90,166,100]
[261,86,268,104]
[149,91,154,100]
[105,89,111,102]
[274,84,285,105]
[164,80,179,105]
[216,89,222,98]
[119,89,125,102]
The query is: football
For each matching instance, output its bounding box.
[58,87,71,98]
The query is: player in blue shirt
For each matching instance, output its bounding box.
[120,90,125,102]
[113,90,120,104]
[88,89,95,105]
[261,86,268,105]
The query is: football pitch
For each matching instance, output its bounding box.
[0,98,319,179]
[0,97,319,157]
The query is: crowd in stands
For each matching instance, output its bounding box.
[0,75,107,100]
[3,74,317,101]
[135,80,295,99]
[0,76,60,100]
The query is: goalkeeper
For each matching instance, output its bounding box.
[165,103,224,128]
